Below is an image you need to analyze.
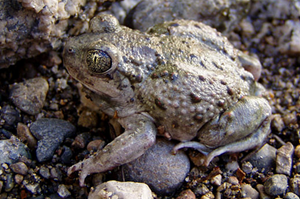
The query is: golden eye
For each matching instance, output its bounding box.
[86,49,112,74]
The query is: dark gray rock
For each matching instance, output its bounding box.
[4,173,14,192]
[60,146,73,165]
[10,77,49,115]
[0,136,31,165]
[248,144,277,173]
[0,105,21,131]
[30,118,76,162]
[264,174,288,196]
[120,138,190,196]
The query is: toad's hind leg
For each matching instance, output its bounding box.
[68,114,156,186]
[204,116,271,166]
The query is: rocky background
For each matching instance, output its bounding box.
[0,0,299,198]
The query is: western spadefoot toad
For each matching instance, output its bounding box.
[63,14,272,186]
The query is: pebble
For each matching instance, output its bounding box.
[290,174,300,196]
[248,144,276,173]
[194,184,209,196]
[276,142,294,175]
[5,173,14,192]
[29,118,76,162]
[0,105,21,130]
[77,107,98,128]
[39,166,51,179]
[242,161,253,174]
[294,145,300,159]
[23,180,41,194]
[284,192,300,199]
[72,133,91,149]
[271,114,285,132]
[0,128,13,139]
[60,146,73,164]
[176,189,196,199]
[87,140,105,152]
[241,184,259,199]
[210,174,222,186]
[10,77,49,115]
[10,162,28,175]
[14,174,24,184]
[0,136,30,165]
[17,123,37,149]
[57,184,71,198]
[120,138,190,196]
[89,180,153,199]
[200,192,214,199]
[264,174,288,196]
[228,176,239,185]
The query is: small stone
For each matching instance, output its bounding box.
[271,114,285,132]
[194,184,209,196]
[57,184,71,198]
[295,145,300,159]
[211,174,222,186]
[60,146,72,164]
[121,138,190,196]
[10,77,49,115]
[0,105,21,130]
[89,181,153,199]
[10,162,28,175]
[30,118,76,162]
[241,184,259,199]
[290,174,300,196]
[72,133,91,149]
[14,174,24,184]
[225,160,239,172]
[50,167,59,180]
[0,136,30,165]
[228,176,239,185]
[276,142,294,175]
[200,192,214,199]
[284,192,300,199]
[77,107,98,128]
[17,123,37,149]
[176,189,196,199]
[39,166,51,179]
[295,162,300,174]
[23,180,41,194]
[87,140,105,152]
[5,173,14,192]
[242,161,253,174]
[248,144,276,173]
[264,174,288,196]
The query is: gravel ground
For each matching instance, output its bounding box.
[0,1,299,199]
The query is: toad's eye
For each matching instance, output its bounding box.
[86,49,112,74]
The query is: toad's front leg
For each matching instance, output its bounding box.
[68,114,156,186]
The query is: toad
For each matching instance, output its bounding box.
[63,14,272,186]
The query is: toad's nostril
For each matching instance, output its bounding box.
[68,48,75,54]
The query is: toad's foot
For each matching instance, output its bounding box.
[68,114,156,186]
[173,116,271,166]
[203,116,272,166]
[172,141,212,156]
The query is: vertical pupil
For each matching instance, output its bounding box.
[87,49,112,73]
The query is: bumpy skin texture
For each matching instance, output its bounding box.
[63,14,272,186]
